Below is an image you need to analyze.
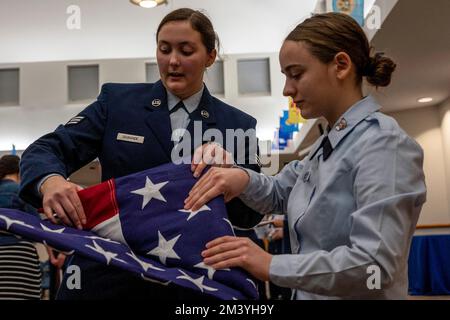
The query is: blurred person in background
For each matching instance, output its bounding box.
[0,155,42,300]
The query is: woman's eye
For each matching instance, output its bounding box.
[181,48,194,56]
[159,46,170,54]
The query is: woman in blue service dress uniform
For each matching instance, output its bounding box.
[19,8,261,299]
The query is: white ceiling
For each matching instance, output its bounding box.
[0,0,317,63]
[1,0,448,113]
[369,0,450,112]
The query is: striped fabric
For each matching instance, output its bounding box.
[0,241,42,300]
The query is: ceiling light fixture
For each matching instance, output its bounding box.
[417,97,433,103]
[130,0,167,8]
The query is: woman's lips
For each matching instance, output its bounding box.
[295,100,304,109]
[168,75,184,82]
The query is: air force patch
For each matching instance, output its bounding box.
[65,116,85,126]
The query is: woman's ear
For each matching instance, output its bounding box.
[333,52,353,80]
[206,49,217,68]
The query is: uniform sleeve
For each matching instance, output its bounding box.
[226,117,265,228]
[238,159,303,215]
[269,130,426,297]
[19,85,110,207]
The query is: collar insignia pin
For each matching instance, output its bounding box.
[335,118,347,131]
[152,99,161,107]
[201,110,210,119]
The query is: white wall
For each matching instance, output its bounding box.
[1,0,393,149]
[0,53,289,150]
[0,0,316,64]
[1,0,321,150]
[388,104,450,226]
[438,99,450,220]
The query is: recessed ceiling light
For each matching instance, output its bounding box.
[129,0,167,8]
[139,0,157,8]
[417,97,433,103]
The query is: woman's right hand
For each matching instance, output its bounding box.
[40,175,86,230]
[191,142,234,178]
[184,167,250,212]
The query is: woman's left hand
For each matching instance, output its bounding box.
[201,236,272,282]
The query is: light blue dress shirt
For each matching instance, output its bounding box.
[167,85,203,143]
[240,96,427,299]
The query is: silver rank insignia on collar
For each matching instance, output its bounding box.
[335,118,347,131]
[201,110,209,119]
[152,99,161,107]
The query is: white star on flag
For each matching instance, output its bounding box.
[85,240,127,265]
[40,223,65,234]
[126,251,165,272]
[178,204,211,221]
[194,261,230,280]
[147,231,181,265]
[0,215,34,230]
[176,270,218,292]
[131,177,168,209]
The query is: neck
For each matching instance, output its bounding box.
[3,173,19,183]
[325,88,364,127]
[170,83,204,101]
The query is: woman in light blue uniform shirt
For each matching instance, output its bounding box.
[185,13,427,299]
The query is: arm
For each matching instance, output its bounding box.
[238,160,303,215]
[190,117,288,228]
[19,85,109,228]
[185,159,303,216]
[226,121,264,228]
[269,130,426,296]
[187,114,303,216]
[19,85,108,207]
[202,130,426,296]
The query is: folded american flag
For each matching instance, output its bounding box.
[0,162,259,300]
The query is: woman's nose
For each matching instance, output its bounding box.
[283,82,295,97]
[169,53,180,66]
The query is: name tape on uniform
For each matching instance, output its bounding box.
[117,133,145,144]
